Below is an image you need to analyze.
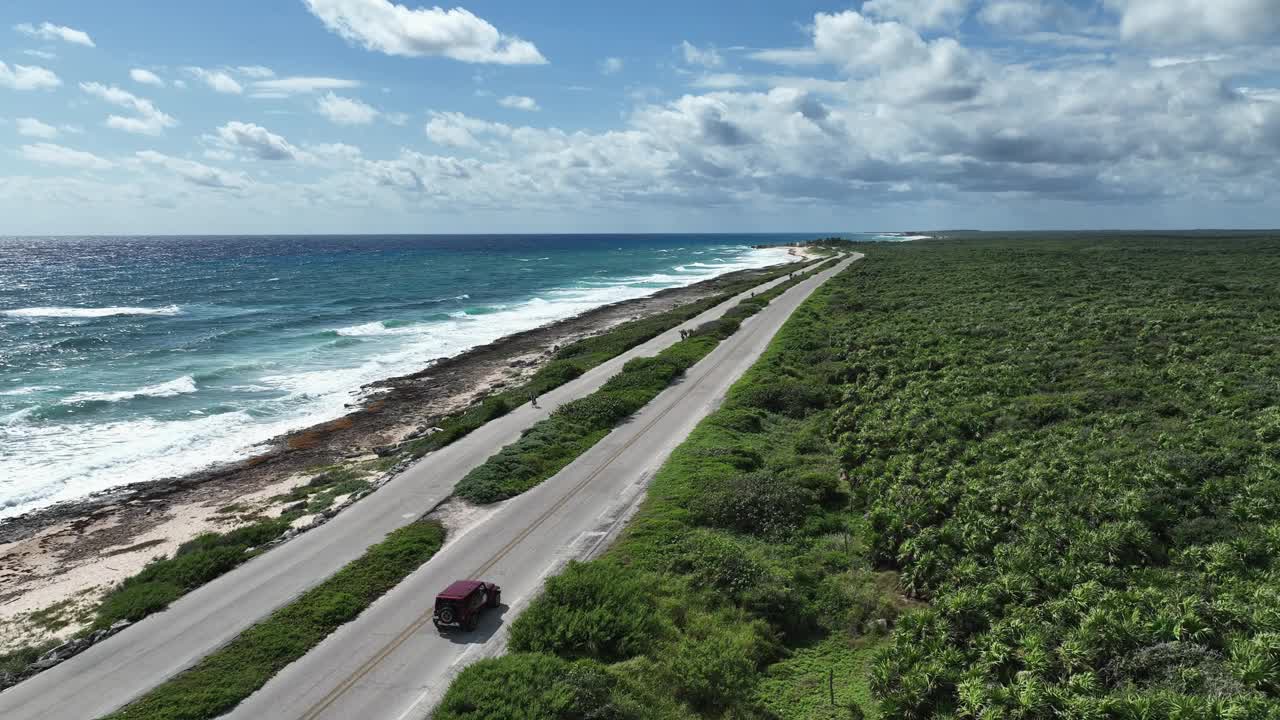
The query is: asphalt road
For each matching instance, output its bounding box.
[225,254,857,720]
[0,256,852,720]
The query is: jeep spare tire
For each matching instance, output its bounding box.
[438,606,456,624]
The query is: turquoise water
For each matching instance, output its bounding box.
[0,234,852,517]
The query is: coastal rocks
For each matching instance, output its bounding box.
[28,620,132,672]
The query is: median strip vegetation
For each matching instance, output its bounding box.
[437,233,1280,719]
[102,520,446,720]
[455,259,836,504]
[402,259,816,459]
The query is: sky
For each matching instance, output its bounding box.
[1,0,1278,235]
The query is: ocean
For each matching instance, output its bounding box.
[0,233,881,518]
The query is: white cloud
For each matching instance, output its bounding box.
[174,79,188,90]
[498,94,539,111]
[978,0,1053,32]
[237,65,275,78]
[14,22,94,48]
[385,112,409,126]
[9,6,1280,230]
[302,0,547,64]
[16,117,58,139]
[251,76,361,97]
[22,49,56,60]
[748,48,822,66]
[20,142,111,170]
[1106,0,1280,45]
[600,57,624,75]
[681,41,723,68]
[861,0,973,30]
[1149,54,1227,68]
[813,10,983,103]
[188,67,243,94]
[130,68,165,87]
[136,150,249,190]
[692,73,751,89]
[212,121,302,161]
[80,82,178,135]
[317,93,380,125]
[424,110,512,148]
[0,61,61,90]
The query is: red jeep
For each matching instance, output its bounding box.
[433,579,501,632]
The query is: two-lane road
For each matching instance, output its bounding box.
[227,254,858,720]
[0,258,843,720]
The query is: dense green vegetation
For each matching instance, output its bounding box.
[438,234,1280,719]
[102,520,445,720]
[404,260,810,459]
[843,235,1280,717]
[455,260,833,504]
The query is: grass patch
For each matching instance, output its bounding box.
[755,637,885,720]
[102,520,446,720]
[27,600,75,633]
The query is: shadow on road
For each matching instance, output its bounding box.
[435,604,510,645]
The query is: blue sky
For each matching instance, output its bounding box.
[1,0,1278,234]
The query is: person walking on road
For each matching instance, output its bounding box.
[529,391,539,408]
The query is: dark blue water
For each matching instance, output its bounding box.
[0,234,846,516]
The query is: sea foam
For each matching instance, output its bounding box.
[64,376,199,404]
[0,245,794,519]
[3,305,182,319]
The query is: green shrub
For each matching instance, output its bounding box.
[709,407,767,433]
[690,318,741,339]
[93,582,184,625]
[509,562,667,662]
[553,394,642,429]
[531,360,587,390]
[669,529,767,596]
[688,445,764,471]
[735,380,834,419]
[601,356,684,393]
[694,471,818,539]
[662,611,773,711]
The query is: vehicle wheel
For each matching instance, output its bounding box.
[486,590,501,608]
[437,607,455,625]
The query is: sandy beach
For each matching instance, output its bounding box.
[0,248,818,653]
